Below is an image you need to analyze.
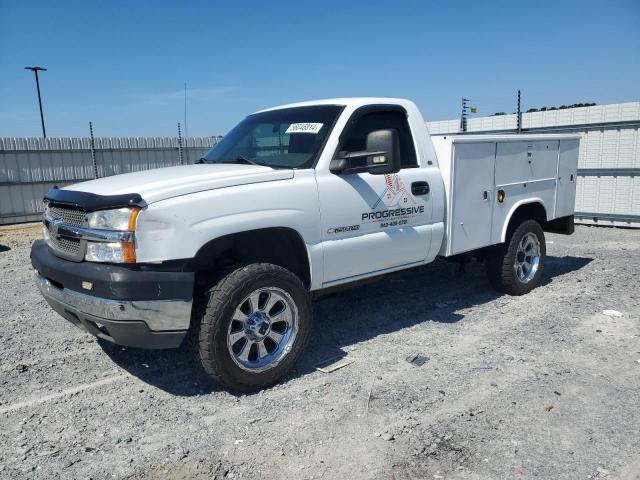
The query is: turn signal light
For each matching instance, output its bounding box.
[122,241,137,263]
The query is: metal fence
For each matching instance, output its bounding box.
[3,102,639,228]
[427,101,640,228]
[0,137,218,224]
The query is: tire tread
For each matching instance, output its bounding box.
[193,263,311,392]
[486,220,545,296]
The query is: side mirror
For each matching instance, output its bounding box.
[330,129,400,175]
[365,129,400,175]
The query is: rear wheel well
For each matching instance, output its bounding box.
[188,228,311,289]
[505,202,547,240]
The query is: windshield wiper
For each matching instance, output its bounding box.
[197,155,272,167]
[225,155,266,167]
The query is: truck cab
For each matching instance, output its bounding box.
[31,98,579,391]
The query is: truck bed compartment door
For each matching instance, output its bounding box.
[449,142,495,255]
[528,140,560,180]
[555,139,579,217]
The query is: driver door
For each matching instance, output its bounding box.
[316,108,434,286]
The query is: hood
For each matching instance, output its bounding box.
[64,164,294,204]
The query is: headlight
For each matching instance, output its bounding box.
[85,241,136,263]
[86,208,138,231]
[84,207,139,263]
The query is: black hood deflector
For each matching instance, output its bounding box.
[44,188,146,211]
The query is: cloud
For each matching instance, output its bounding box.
[132,86,238,106]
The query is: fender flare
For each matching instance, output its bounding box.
[190,226,316,289]
[500,198,548,243]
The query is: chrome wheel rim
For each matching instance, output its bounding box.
[227,287,298,372]
[514,232,541,283]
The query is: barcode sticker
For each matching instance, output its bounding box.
[285,123,323,134]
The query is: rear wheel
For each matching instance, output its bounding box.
[486,219,546,295]
[193,263,312,392]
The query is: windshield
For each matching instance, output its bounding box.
[201,105,343,169]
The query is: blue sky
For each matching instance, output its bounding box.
[1,0,639,138]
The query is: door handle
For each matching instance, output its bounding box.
[411,181,430,196]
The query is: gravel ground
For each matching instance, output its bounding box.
[1,223,639,480]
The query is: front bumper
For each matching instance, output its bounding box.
[31,240,194,349]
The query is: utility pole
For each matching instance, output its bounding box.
[24,66,48,137]
[89,122,98,179]
[178,122,184,165]
[459,98,470,132]
[516,90,522,133]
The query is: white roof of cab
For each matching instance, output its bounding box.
[255,97,416,114]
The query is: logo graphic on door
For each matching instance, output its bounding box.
[372,174,416,209]
[362,174,424,223]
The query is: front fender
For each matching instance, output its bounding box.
[134,172,324,287]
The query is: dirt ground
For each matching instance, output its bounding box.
[0,223,639,480]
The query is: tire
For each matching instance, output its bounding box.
[193,263,312,392]
[485,219,546,296]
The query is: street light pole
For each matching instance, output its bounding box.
[24,66,47,138]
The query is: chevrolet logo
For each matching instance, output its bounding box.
[50,219,63,238]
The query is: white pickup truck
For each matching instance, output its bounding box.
[31,98,580,391]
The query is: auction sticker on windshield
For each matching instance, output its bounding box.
[285,123,323,134]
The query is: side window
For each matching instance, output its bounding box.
[340,110,418,168]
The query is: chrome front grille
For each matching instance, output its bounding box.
[47,204,86,227]
[44,202,86,261]
[49,234,81,256]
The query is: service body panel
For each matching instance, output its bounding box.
[432,134,580,256]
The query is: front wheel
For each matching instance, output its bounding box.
[485,219,546,295]
[194,263,312,392]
